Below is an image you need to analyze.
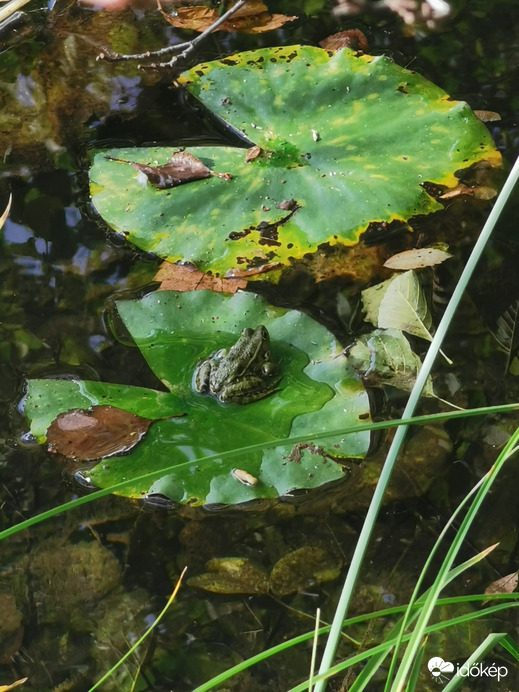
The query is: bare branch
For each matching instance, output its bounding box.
[98,0,248,68]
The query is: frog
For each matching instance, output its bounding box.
[193,325,280,404]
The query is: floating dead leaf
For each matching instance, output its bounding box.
[159,1,296,35]
[0,679,28,692]
[245,145,263,162]
[473,110,501,122]
[319,29,368,52]
[384,247,452,270]
[105,151,231,190]
[46,406,153,461]
[154,261,246,293]
[0,193,12,230]
[484,571,518,601]
[440,183,497,200]
[482,569,519,605]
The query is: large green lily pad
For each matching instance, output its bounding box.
[24,291,371,506]
[90,45,500,280]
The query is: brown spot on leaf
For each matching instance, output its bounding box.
[46,406,154,461]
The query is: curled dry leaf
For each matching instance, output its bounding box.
[105,151,231,190]
[154,261,246,293]
[384,247,452,270]
[319,29,368,52]
[46,406,153,461]
[159,1,297,35]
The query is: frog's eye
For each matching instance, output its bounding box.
[242,328,254,337]
[214,348,228,360]
[262,362,277,376]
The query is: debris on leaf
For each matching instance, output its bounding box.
[154,262,246,293]
[46,406,154,461]
[231,468,259,486]
[319,29,368,52]
[159,1,296,35]
[105,151,231,190]
[384,247,452,270]
[245,145,263,162]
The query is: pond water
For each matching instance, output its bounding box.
[1,1,519,690]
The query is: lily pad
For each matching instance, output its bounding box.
[90,45,500,280]
[24,291,371,507]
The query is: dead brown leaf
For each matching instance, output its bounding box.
[473,110,501,122]
[105,151,231,190]
[47,406,154,461]
[484,571,518,601]
[319,29,368,52]
[154,261,246,293]
[159,1,296,34]
[384,247,452,270]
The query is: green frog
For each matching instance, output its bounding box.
[193,325,280,404]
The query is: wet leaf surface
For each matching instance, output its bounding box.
[159,1,297,34]
[90,45,500,282]
[46,406,153,461]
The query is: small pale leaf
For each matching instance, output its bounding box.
[384,247,452,270]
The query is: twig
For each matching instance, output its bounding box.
[98,0,248,69]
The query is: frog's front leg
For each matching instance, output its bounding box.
[193,360,212,394]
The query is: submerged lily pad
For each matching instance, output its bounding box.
[90,45,500,280]
[24,291,371,506]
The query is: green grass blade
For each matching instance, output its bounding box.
[441,633,517,692]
